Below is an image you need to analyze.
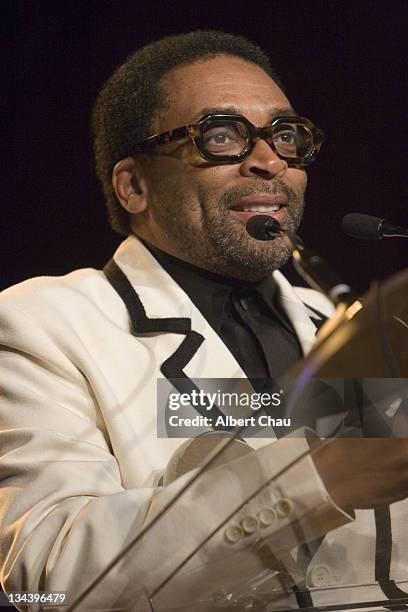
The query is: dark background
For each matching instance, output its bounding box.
[3,0,407,294]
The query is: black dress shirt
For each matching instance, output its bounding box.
[145,242,303,386]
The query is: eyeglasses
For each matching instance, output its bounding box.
[126,113,324,166]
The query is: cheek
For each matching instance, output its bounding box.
[147,158,236,222]
[149,166,207,231]
[146,162,194,213]
[194,166,237,204]
[290,168,307,194]
[175,168,222,216]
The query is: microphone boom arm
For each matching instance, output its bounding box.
[284,231,359,307]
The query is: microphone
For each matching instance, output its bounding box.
[342,213,408,239]
[246,215,359,307]
[246,215,283,240]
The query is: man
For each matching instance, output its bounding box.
[1,31,407,611]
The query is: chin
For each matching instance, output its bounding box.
[211,235,293,280]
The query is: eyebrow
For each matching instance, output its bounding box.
[191,105,299,123]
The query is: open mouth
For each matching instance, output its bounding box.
[231,203,283,213]
[229,195,288,225]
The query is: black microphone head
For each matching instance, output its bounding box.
[341,213,383,240]
[246,215,282,241]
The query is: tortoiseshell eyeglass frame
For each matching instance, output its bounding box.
[124,113,324,166]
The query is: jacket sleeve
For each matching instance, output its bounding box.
[0,298,353,611]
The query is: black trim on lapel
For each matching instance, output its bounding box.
[375,506,408,607]
[103,259,232,429]
[302,303,328,333]
[104,258,191,334]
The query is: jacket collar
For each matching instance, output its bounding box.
[113,235,320,356]
[272,270,323,355]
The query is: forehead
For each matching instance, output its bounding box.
[155,55,292,131]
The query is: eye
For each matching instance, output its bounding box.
[203,126,241,145]
[206,130,233,145]
[276,130,297,145]
[201,121,247,153]
[271,123,314,157]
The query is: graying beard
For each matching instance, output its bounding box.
[149,180,304,280]
[202,198,304,280]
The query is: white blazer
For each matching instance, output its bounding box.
[0,236,405,611]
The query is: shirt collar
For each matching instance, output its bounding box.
[142,240,278,333]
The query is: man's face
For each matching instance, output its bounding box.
[132,55,307,280]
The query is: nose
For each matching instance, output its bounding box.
[239,139,288,179]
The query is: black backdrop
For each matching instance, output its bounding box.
[3,0,407,294]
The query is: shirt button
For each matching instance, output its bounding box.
[308,564,332,587]
[258,507,277,526]
[241,515,260,534]
[275,498,294,518]
[225,524,244,543]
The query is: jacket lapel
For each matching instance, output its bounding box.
[109,237,332,451]
[112,236,328,378]
[272,271,328,355]
[111,236,246,382]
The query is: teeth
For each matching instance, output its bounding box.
[237,204,280,212]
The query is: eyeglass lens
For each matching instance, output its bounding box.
[201,118,314,158]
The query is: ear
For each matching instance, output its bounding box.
[112,157,148,215]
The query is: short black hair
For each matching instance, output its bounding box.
[92,30,283,235]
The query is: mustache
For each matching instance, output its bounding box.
[220,180,298,208]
